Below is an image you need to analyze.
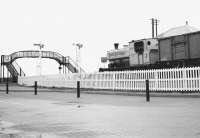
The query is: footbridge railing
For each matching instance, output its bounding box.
[3,50,73,66]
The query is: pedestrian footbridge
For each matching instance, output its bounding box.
[1,50,84,82]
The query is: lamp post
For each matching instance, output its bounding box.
[34,43,44,76]
[73,43,83,78]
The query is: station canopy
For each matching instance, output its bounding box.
[157,23,199,38]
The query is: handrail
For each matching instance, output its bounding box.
[7,51,64,64]
[66,56,86,73]
[3,51,64,64]
[7,64,18,77]
[12,61,25,76]
[6,61,25,77]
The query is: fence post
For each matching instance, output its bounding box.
[112,72,115,91]
[146,79,150,102]
[77,81,80,98]
[6,79,9,94]
[34,81,37,95]
[154,70,158,91]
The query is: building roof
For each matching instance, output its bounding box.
[157,23,199,38]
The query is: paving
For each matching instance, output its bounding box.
[0,84,200,138]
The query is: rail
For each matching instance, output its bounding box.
[4,51,64,64]
[12,61,26,76]
[66,56,86,73]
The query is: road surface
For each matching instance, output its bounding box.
[0,85,200,138]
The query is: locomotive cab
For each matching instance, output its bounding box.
[129,38,159,66]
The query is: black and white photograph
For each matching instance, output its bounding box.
[0,0,200,137]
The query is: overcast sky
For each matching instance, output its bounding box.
[0,0,200,75]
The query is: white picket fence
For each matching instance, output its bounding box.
[18,67,200,92]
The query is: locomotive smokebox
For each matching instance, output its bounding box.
[114,43,119,50]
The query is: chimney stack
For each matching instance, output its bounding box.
[114,43,119,50]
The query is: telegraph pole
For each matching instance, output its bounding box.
[151,18,155,38]
[155,19,159,37]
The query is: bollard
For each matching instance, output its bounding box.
[77,81,80,98]
[34,81,37,95]
[146,79,150,102]
[6,80,8,94]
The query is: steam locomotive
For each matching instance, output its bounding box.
[100,30,200,71]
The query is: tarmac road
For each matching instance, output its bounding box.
[0,85,200,138]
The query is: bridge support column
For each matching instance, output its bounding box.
[3,64,5,82]
[1,56,5,82]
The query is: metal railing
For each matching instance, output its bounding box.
[66,56,86,73]
[12,61,25,77]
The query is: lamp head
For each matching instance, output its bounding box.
[73,43,83,49]
[34,43,44,49]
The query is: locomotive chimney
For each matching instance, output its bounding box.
[114,43,119,50]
